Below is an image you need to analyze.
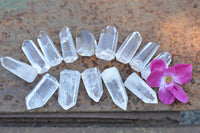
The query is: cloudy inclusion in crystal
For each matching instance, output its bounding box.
[124,72,158,104]
[116,31,142,64]
[76,30,97,56]
[95,25,118,61]
[129,42,160,72]
[82,67,103,102]
[1,56,37,83]
[58,69,80,110]
[22,40,50,74]
[26,74,59,110]
[59,26,78,63]
[101,67,128,110]
[37,31,63,67]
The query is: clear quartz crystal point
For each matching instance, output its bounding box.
[116,31,142,64]
[101,67,128,110]
[76,30,97,56]
[95,25,118,61]
[22,40,50,74]
[124,72,158,104]
[58,69,80,110]
[141,52,172,80]
[37,31,63,67]
[82,67,103,102]
[1,56,37,83]
[59,26,78,63]
[129,42,160,72]
[25,74,59,110]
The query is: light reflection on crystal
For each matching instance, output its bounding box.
[124,72,158,104]
[101,67,128,110]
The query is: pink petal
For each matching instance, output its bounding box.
[147,69,163,87]
[162,67,176,77]
[150,59,167,72]
[166,83,188,103]
[158,87,176,105]
[173,64,192,85]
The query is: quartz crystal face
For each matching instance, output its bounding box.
[141,52,172,80]
[101,67,128,110]
[129,42,160,72]
[124,72,158,104]
[82,67,103,102]
[59,26,78,63]
[22,40,50,74]
[116,31,142,64]
[95,25,118,61]
[26,74,59,110]
[37,31,63,66]
[58,69,80,110]
[1,56,37,83]
[76,30,97,56]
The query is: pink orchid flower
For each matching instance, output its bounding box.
[147,59,192,105]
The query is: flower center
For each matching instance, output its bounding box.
[165,76,172,83]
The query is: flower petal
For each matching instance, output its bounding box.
[162,67,176,77]
[173,64,192,85]
[158,87,176,105]
[166,83,188,103]
[150,59,167,72]
[147,69,163,87]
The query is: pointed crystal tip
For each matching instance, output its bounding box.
[95,25,118,61]
[101,67,128,110]
[129,42,160,72]
[26,74,59,110]
[1,56,38,83]
[59,26,78,63]
[82,67,103,102]
[22,40,50,74]
[116,31,142,64]
[141,52,172,80]
[76,30,97,56]
[124,72,158,104]
[37,31,63,67]
[58,69,80,110]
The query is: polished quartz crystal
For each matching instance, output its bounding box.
[101,67,128,110]
[124,72,158,104]
[95,25,118,61]
[76,30,97,56]
[26,74,59,110]
[22,40,50,74]
[37,31,63,67]
[1,56,37,83]
[129,42,160,72]
[59,26,78,63]
[82,67,103,102]
[116,31,142,64]
[58,69,80,110]
[141,52,172,80]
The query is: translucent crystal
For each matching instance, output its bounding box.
[22,40,50,74]
[1,56,37,83]
[58,69,80,110]
[37,31,63,66]
[76,30,97,56]
[141,52,172,80]
[129,42,160,72]
[26,74,59,110]
[124,72,158,104]
[59,26,78,63]
[95,25,118,61]
[116,31,142,64]
[101,67,128,110]
[82,67,103,102]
